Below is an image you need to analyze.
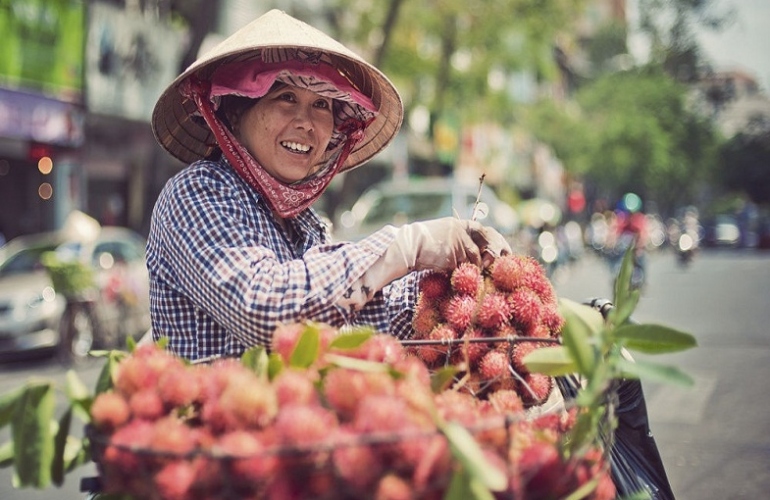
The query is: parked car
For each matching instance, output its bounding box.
[334,177,519,242]
[703,214,741,247]
[0,226,150,362]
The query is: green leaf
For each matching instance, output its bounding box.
[0,440,13,467]
[65,370,90,403]
[431,365,461,393]
[323,353,390,373]
[445,467,496,500]
[12,382,56,488]
[95,350,128,395]
[329,330,373,350]
[560,308,598,376]
[617,358,695,387]
[558,298,605,333]
[63,436,90,474]
[443,421,506,492]
[612,246,640,321]
[0,387,23,429]
[51,406,73,486]
[289,326,320,368]
[241,346,269,377]
[267,353,284,380]
[614,324,697,354]
[522,346,577,376]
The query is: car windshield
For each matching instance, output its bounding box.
[0,244,58,277]
[362,192,452,225]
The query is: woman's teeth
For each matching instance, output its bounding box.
[281,141,311,153]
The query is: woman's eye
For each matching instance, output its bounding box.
[278,92,296,102]
[314,99,331,110]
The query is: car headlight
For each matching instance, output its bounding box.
[13,287,59,322]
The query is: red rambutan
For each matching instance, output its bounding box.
[511,341,548,374]
[418,272,451,300]
[274,404,338,446]
[412,295,442,338]
[375,473,413,500]
[487,389,524,415]
[129,388,165,421]
[450,262,483,296]
[476,292,511,329]
[443,294,477,332]
[153,459,196,500]
[450,327,490,368]
[489,254,527,292]
[508,288,543,329]
[91,391,130,430]
[478,349,511,381]
[215,430,277,481]
[273,368,319,408]
[519,373,553,406]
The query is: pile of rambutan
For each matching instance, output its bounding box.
[409,253,566,408]
[89,320,615,500]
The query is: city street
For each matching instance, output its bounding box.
[1,248,769,499]
[552,248,770,499]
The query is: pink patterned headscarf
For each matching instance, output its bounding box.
[180,49,377,218]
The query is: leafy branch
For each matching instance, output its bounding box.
[523,245,697,458]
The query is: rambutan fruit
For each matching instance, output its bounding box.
[129,388,165,421]
[215,430,276,482]
[271,322,311,363]
[426,322,458,360]
[541,304,566,335]
[391,355,432,388]
[153,459,196,500]
[511,341,548,374]
[353,394,413,435]
[375,473,413,500]
[517,440,565,499]
[213,371,278,431]
[274,404,338,446]
[434,390,481,427]
[508,288,543,329]
[343,333,405,363]
[149,416,197,457]
[443,294,477,332]
[487,389,524,415]
[412,295,442,338]
[519,373,553,406]
[450,262,483,296]
[476,292,511,329]
[102,419,154,472]
[273,368,319,408]
[91,391,130,430]
[478,349,510,381]
[324,368,395,420]
[158,365,202,408]
[418,272,451,300]
[331,426,383,493]
[489,254,527,292]
[450,327,490,368]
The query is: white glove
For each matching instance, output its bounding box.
[337,218,511,310]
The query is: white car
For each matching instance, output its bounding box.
[0,227,150,362]
[334,177,519,242]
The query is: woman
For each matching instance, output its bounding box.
[148,10,510,361]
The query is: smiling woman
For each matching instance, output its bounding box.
[146,9,513,362]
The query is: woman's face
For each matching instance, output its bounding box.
[236,84,335,184]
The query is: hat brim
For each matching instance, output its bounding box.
[151,9,403,173]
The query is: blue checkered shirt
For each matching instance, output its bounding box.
[146,157,419,361]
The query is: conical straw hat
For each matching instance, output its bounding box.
[151,9,403,172]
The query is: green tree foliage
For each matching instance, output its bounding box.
[719,130,770,205]
[524,68,720,214]
[636,0,733,84]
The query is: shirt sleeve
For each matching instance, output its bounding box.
[151,165,400,348]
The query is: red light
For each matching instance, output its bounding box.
[28,144,53,161]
